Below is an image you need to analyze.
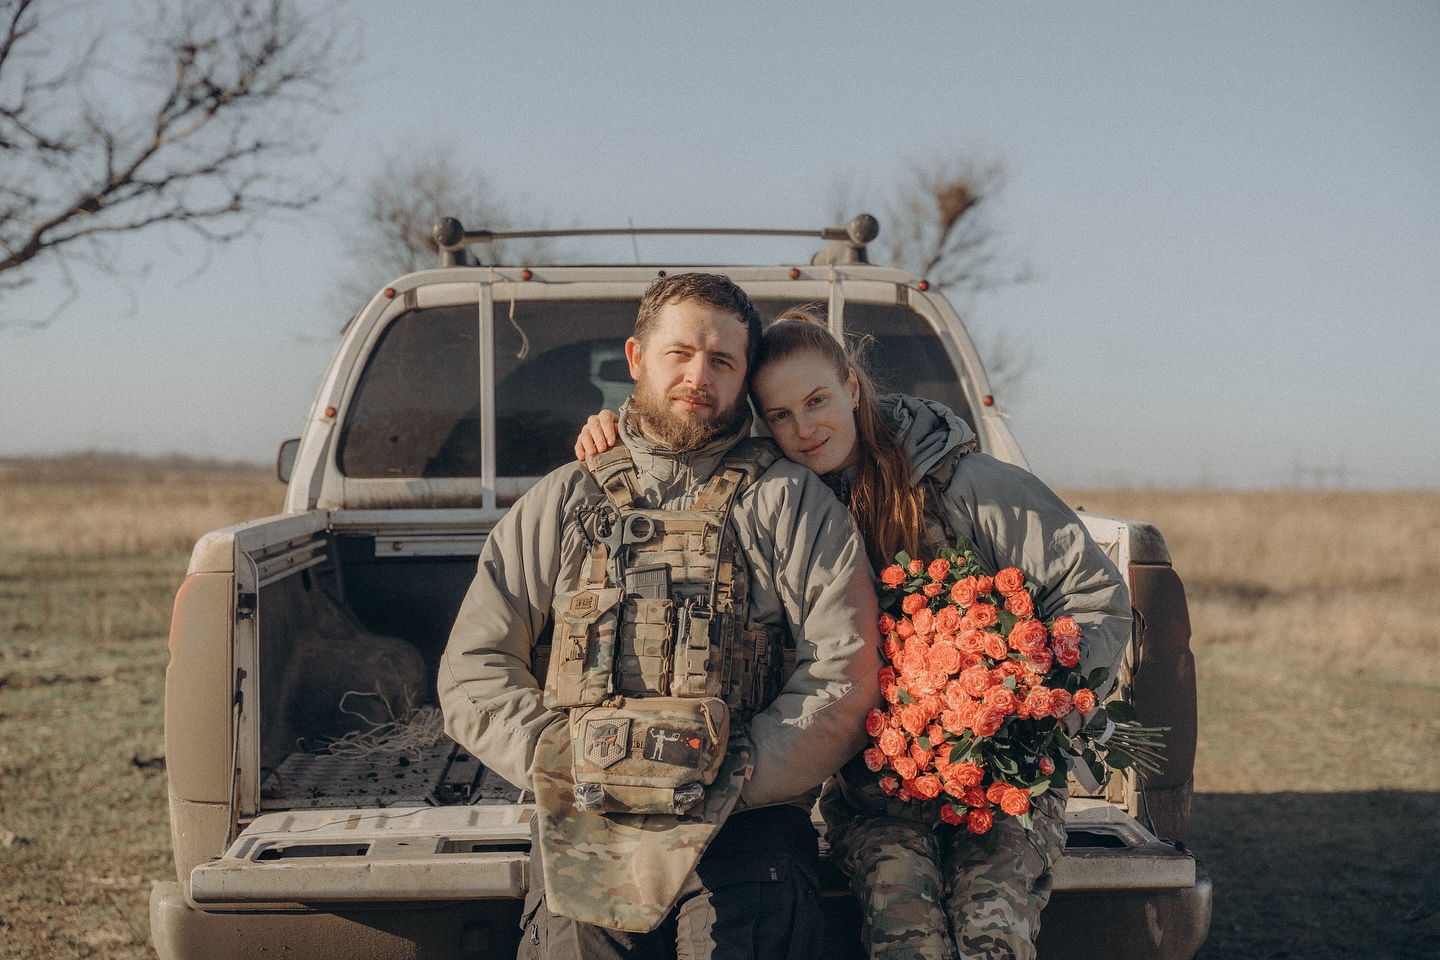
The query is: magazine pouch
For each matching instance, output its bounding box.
[570,695,730,815]
[544,586,623,709]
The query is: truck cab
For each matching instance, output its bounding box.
[150,218,1210,960]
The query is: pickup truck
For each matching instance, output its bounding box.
[149,217,1211,959]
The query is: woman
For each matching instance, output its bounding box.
[575,309,1131,960]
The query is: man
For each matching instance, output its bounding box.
[438,273,882,960]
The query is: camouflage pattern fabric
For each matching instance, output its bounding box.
[821,782,1068,960]
[530,718,754,933]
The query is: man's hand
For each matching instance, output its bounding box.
[574,409,621,460]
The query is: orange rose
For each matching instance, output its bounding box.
[883,635,902,661]
[907,559,925,576]
[877,613,896,634]
[879,727,907,757]
[972,707,1004,737]
[961,785,986,808]
[1010,619,1049,654]
[1073,688,1098,715]
[1026,648,1054,674]
[912,774,943,800]
[923,582,944,598]
[909,742,934,771]
[912,607,935,635]
[959,664,991,698]
[1025,687,1054,717]
[929,642,962,676]
[939,707,967,735]
[1052,615,1082,640]
[1004,591,1034,619]
[949,761,984,789]
[892,756,919,780]
[986,781,1009,805]
[895,618,916,639]
[983,632,1009,661]
[901,704,933,736]
[958,628,987,655]
[883,679,902,704]
[934,606,962,634]
[926,723,948,745]
[995,567,1026,596]
[975,575,994,596]
[967,603,999,629]
[927,558,952,582]
[865,708,888,738]
[940,803,966,826]
[950,577,979,608]
[1000,785,1031,817]
[966,807,994,835]
[881,565,907,588]
[901,593,927,616]
[984,685,1018,715]
[863,747,886,772]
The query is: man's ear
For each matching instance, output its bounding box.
[625,337,643,379]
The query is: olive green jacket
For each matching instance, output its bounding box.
[438,407,882,811]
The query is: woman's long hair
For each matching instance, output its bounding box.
[754,307,923,572]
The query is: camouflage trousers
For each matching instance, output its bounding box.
[820,783,1068,960]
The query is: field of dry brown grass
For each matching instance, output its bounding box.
[1,462,1437,958]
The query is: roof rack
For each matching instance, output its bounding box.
[431,214,880,268]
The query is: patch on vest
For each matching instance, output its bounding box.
[643,726,703,767]
[582,718,631,769]
[570,591,599,617]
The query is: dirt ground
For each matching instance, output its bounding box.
[1,461,1437,958]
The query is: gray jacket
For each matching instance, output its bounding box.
[438,404,883,809]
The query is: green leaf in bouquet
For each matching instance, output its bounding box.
[1002,674,1017,690]
[894,550,912,568]
[897,688,914,705]
[993,753,1019,775]
[1087,758,1106,785]
[1028,779,1052,797]
[1104,746,1138,770]
[948,733,977,763]
[1048,768,1069,790]
[998,610,1018,633]
[1105,701,1138,724]
[1086,667,1110,689]
[1015,812,1034,831]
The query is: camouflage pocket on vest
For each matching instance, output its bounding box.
[569,696,730,815]
[543,586,623,709]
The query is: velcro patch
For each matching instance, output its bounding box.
[583,718,631,769]
[643,727,703,768]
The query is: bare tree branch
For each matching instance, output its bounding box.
[0,0,344,328]
[336,152,556,311]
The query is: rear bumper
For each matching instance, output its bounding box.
[149,882,523,960]
[1038,866,1213,960]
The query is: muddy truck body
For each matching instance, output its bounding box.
[150,219,1211,959]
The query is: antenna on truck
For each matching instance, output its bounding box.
[431,214,880,268]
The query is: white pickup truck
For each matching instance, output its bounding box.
[149,217,1211,959]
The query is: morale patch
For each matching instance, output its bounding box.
[583,719,631,769]
[571,591,598,617]
[643,727,703,767]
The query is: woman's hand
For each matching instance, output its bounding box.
[574,409,621,461]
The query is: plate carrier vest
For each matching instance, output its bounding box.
[540,437,794,816]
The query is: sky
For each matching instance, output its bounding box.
[2,0,1437,489]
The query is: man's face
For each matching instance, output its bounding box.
[625,299,750,452]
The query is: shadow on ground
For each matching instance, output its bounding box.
[1192,791,1440,959]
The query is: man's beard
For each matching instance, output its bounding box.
[628,377,749,453]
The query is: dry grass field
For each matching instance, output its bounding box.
[1,459,1437,958]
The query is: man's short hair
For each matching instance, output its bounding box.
[634,273,763,372]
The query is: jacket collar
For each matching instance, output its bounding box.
[616,398,755,506]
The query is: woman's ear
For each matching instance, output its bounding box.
[847,368,860,411]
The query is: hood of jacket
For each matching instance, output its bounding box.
[879,392,977,487]
[615,397,755,506]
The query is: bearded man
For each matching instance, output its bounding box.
[439,273,881,960]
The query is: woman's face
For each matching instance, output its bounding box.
[751,350,861,476]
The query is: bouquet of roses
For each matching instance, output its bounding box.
[862,538,1165,835]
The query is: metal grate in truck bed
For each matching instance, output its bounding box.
[259,738,523,810]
